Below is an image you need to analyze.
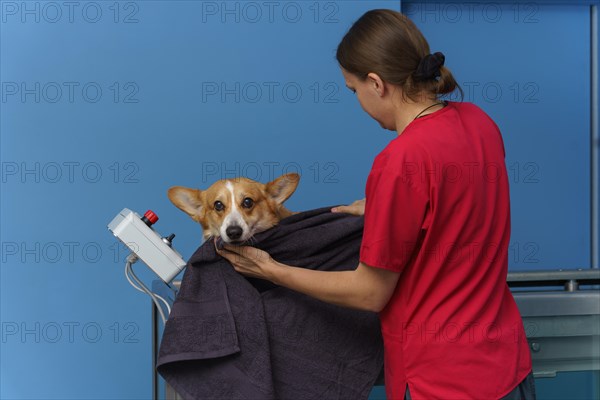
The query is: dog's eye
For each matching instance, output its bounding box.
[214,201,225,211]
[242,198,254,208]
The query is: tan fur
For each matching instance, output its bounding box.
[168,173,299,243]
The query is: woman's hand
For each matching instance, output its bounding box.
[215,239,280,281]
[331,198,366,216]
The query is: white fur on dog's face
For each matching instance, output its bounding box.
[220,181,251,243]
[168,174,299,244]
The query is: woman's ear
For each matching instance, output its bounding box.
[367,72,386,97]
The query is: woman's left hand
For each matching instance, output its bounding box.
[215,239,279,281]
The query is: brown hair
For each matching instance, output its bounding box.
[336,9,463,102]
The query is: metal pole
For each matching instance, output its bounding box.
[591,4,599,269]
[152,301,158,400]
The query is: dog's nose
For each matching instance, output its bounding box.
[226,225,243,240]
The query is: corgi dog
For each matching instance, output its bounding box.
[168,173,299,244]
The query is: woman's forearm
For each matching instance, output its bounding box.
[267,261,383,312]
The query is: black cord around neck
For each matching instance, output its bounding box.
[413,101,447,120]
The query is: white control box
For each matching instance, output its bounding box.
[107,208,186,283]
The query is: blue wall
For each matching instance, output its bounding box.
[0,1,397,398]
[1,0,598,399]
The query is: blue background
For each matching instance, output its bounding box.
[1,0,598,399]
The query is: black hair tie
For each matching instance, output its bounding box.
[413,52,445,81]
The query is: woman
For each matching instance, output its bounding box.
[218,9,535,400]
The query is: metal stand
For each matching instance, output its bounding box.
[508,269,600,377]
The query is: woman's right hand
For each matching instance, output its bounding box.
[331,198,366,216]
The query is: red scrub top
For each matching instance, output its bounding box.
[360,101,532,399]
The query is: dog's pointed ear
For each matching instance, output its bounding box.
[266,173,300,205]
[168,186,204,219]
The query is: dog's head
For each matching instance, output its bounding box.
[168,173,299,244]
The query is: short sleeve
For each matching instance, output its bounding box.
[359,167,430,273]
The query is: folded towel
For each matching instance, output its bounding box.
[157,207,384,400]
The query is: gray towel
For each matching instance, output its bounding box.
[157,207,384,400]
